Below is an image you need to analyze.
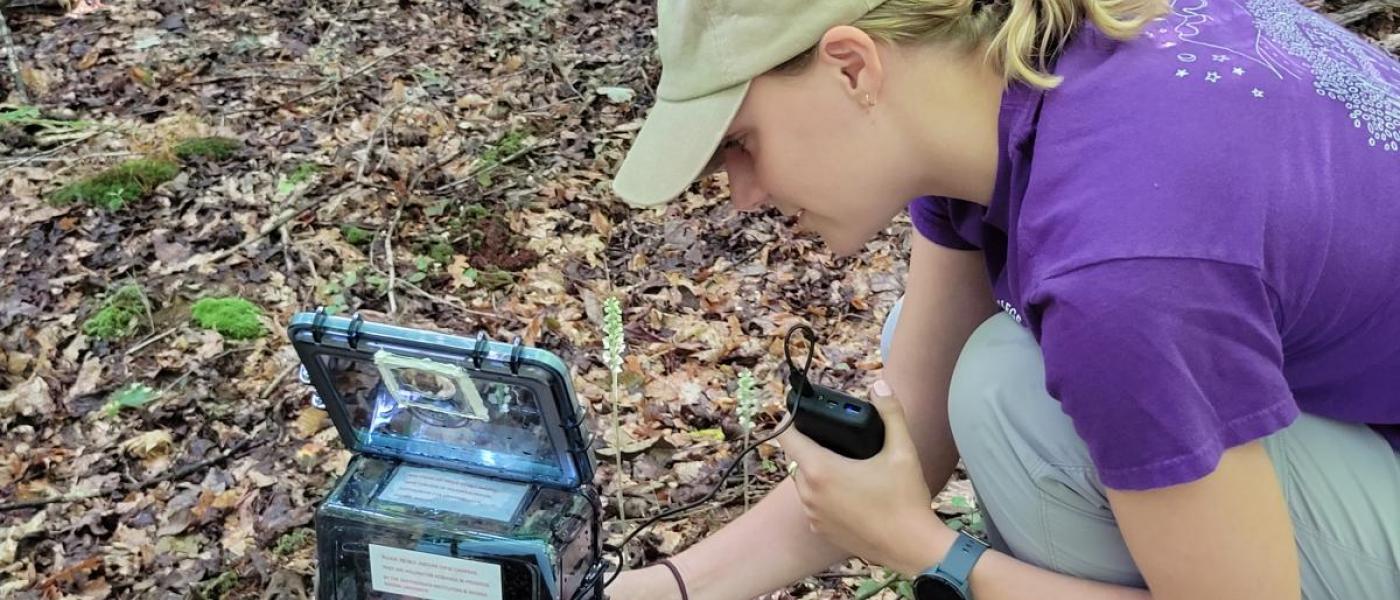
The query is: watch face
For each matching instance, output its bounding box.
[913,575,963,600]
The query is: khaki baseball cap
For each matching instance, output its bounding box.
[612,0,889,207]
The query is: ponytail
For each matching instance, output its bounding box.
[987,0,1165,87]
[783,0,1167,89]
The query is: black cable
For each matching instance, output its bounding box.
[599,325,819,591]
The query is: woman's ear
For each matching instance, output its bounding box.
[815,25,885,107]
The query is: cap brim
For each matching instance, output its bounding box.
[612,81,750,208]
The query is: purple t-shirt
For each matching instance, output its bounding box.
[911,0,1400,490]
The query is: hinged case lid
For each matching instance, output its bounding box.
[288,310,595,490]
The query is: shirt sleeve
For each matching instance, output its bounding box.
[1027,258,1299,490]
[909,196,980,251]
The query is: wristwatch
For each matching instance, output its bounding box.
[913,531,990,600]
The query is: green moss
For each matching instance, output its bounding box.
[191,297,265,340]
[477,268,515,290]
[197,570,239,600]
[340,225,373,245]
[462,202,491,222]
[476,130,530,186]
[427,240,454,265]
[173,136,242,161]
[50,159,180,210]
[273,528,313,556]
[277,162,322,194]
[82,285,148,341]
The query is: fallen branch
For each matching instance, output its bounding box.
[222,49,404,116]
[366,263,508,322]
[432,138,556,194]
[1382,32,1400,54]
[156,179,323,275]
[0,126,111,179]
[1328,0,1397,27]
[125,325,180,356]
[0,435,268,513]
[257,362,297,400]
[0,5,28,104]
[385,202,404,315]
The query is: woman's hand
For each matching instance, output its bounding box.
[778,380,954,577]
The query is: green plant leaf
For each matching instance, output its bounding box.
[597,86,635,103]
[690,428,725,442]
[854,578,885,597]
[102,383,160,417]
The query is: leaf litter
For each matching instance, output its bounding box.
[0,1,1393,599]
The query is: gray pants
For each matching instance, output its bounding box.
[880,301,1400,599]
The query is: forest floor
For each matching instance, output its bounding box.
[1,1,1395,598]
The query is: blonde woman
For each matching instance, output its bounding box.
[605,1,1400,599]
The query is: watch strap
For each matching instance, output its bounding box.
[925,531,990,598]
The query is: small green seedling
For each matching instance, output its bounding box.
[102,383,160,418]
[81,284,150,341]
[853,568,916,599]
[50,159,180,210]
[191,297,265,340]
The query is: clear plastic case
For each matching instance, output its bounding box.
[289,311,602,600]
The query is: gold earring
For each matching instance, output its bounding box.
[863,93,875,107]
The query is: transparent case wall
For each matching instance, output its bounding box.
[289,312,602,600]
[289,311,594,489]
[316,456,597,600]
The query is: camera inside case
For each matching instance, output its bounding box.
[289,311,604,600]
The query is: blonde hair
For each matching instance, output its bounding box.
[781,0,1167,89]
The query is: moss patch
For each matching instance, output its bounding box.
[475,130,529,186]
[277,162,322,194]
[426,240,454,266]
[82,285,149,341]
[340,225,374,245]
[173,136,242,161]
[273,528,313,556]
[191,297,265,340]
[196,570,239,600]
[50,159,180,210]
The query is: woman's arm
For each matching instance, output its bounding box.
[883,234,998,489]
[884,440,1298,600]
[606,236,996,600]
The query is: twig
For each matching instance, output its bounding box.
[279,223,296,274]
[0,7,28,104]
[432,139,555,194]
[0,127,109,178]
[1382,32,1400,54]
[0,436,269,512]
[385,203,404,315]
[357,101,408,180]
[222,49,404,116]
[853,572,902,599]
[1328,0,1396,27]
[156,179,322,275]
[366,263,508,322]
[126,326,180,356]
[257,363,297,400]
[0,151,134,166]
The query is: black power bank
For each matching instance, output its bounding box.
[785,373,885,460]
